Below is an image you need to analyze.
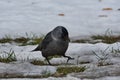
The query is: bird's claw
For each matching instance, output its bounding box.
[67,57,74,63]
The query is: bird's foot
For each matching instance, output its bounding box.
[67,57,74,63]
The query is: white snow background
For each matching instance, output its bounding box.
[0,0,120,38]
[0,0,120,80]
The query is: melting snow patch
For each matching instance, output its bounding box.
[0,62,56,77]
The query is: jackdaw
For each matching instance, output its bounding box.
[32,26,74,65]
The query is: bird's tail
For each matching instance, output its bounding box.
[30,49,39,52]
[30,50,35,52]
[31,45,41,52]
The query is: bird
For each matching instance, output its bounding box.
[32,26,74,65]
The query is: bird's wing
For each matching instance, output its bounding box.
[41,31,53,50]
[32,31,53,51]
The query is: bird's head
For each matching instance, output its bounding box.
[52,26,70,41]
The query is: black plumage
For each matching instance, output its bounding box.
[32,26,74,65]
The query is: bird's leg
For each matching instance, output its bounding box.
[45,57,52,65]
[63,55,74,63]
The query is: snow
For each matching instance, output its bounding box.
[0,0,120,79]
[0,0,120,38]
[1,76,120,80]
[0,42,120,79]
[1,76,80,80]
[0,62,56,76]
